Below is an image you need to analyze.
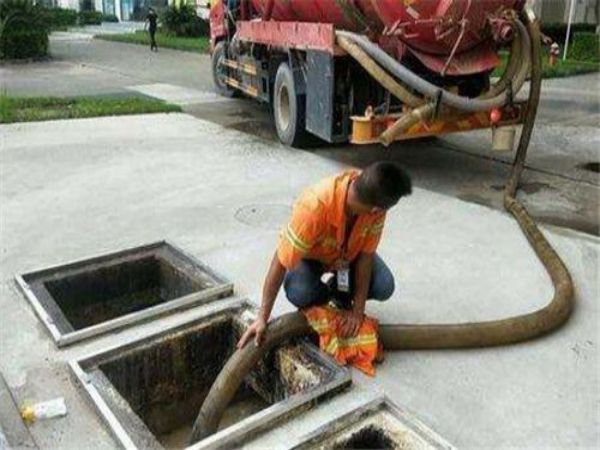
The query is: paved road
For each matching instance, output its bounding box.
[0,33,213,97]
[1,34,598,234]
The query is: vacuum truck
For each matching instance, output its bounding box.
[208,0,530,148]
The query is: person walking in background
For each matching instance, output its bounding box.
[145,7,158,52]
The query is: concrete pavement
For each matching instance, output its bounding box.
[0,113,598,448]
[183,80,600,235]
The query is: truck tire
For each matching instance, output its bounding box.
[273,62,309,148]
[212,41,237,98]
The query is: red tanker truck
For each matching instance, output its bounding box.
[208,0,532,148]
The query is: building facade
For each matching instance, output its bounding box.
[532,0,599,24]
[51,0,207,21]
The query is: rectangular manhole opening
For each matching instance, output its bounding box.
[297,398,452,450]
[74,306,350,449]
[44,254,201,330]
[17,241,233,346]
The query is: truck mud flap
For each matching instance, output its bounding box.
[306,51,347,143]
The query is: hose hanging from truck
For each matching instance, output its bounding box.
[189,10,574,444]
[336,20,533,113]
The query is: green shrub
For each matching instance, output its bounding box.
[42,7,78,29]
[568,32,600,62]
[102,13,119,22]
[161,4,209,37]
[79,10,103,24]
[542,22,596,45]
[0,0,48,60]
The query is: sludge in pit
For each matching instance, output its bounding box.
[72,306,350,449]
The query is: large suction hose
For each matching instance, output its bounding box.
[336,19,531,113]
[375,35,527,143]
[338,19,531,145]
[336,35,423,108]
[485,26,523,98]
[189,11,574,444]
[189,312,312,443]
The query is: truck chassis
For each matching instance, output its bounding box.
[210,18,523,147]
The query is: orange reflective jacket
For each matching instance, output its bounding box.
[277,170,386,270]
[303,305,383,376]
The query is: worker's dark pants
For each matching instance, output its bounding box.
[149,28,157,50]
[284,254,395,308]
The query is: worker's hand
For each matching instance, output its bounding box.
[237,317,267,349]
[339,309,364,338]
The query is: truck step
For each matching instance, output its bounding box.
[222,58,259,76]
[224,76,259,98]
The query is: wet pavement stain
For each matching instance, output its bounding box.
[490,182,554,194]
[578,162,600,174]
[226,120,277,141]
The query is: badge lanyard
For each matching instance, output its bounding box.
[337,182,353,293]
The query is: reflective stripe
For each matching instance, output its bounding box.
[340,335,378,346]
[371,220,385,230]
[321,236,337,248]
[285,224,311,252]
[324,334,378,353]
[306,318,330,332]
[369,223,384,234]
[361,221,385,237]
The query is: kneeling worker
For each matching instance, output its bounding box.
[237,162,412,348]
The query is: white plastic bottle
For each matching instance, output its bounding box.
[21,397,67,423]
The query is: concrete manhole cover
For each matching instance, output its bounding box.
[235,204,290,230]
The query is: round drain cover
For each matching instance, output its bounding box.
[235,204,291,230]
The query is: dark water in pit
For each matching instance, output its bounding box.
[158,392,269,449]
[334,425,395,449]
[97,316,293,448]
[44,256,202,329]
[65,286,164,328]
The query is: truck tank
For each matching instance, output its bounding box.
[248,0,524,74]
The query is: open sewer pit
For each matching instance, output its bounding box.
[70,305,351,449]
[16,241,233,346]
[295,397,453,450]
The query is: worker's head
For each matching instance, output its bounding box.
[349,162,412,214]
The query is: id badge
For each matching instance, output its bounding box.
[337,266,350,293]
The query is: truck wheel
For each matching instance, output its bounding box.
[212,41,237,98]
[273,62,309,148]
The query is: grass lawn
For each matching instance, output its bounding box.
[493,50,599,79]
[95,30,210,53]
[0,95,181,124]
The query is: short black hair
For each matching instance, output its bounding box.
[354,162,412,209]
